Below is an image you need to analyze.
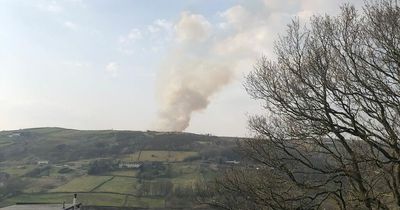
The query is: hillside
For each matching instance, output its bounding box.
[0,128,241,209]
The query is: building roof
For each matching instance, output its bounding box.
[0,204,63,210]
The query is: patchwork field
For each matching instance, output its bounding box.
[123,150,198,162]
[93,177,139,194]
[0,165,36,176]
[0,128,237,209]
[1,192,167,208]
[124,196,165,208]
[23,177,66,193]
[1,193,127,207]
[50,176,112,192]
[107,170,138,177]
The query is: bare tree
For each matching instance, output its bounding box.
[201,1,400,209]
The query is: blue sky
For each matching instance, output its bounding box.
[0,0,363,136]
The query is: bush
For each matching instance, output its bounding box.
[58,167,73,174]
[87,159,116,175]
[24,166,51,177]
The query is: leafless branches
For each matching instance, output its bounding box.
[202,1,400,209]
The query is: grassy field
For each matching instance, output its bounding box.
[125,196,165,208]
[0,165,36,176]
[107,170,138,177]
[23,177,67,193]
[1,193,124,207]
[170,162,199,174]
[93,177,139,195]
[123,150,198,162]
[77,193,126,206]
[0,193,73,206]
[0,157,214,208]
[0,193,166,208]
[50,176,112,192]
[0,141,13,148]
[0,128,234,209]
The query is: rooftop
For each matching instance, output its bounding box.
[0,204,63,210]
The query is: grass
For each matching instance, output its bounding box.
[50,176,112,192]
[0,193,166,208]
[125,196,165,208]
[0,193,126,207]
[108,170,139,177]
[1,193,72,207]
[0,162,216,209]
[93,177,139,195]
[0,165,36,176]
[0,141,13,148]
[78,193,126,206]
[23,177,67,193]
[170,162,199,174]
[123,150,198,162]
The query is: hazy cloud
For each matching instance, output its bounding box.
[147,19,173,34]
[175,12,211,43]
[37,1,64,13]
[119,28,142,44]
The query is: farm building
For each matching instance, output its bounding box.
[225,160,240,165]
[118,162,142,169]
[7,133,20,138]
[37,160,49,165]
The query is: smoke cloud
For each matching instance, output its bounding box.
[155,12,234,131]
[156,57,233,131]
[154,5,269,132]
[155,0,364,132]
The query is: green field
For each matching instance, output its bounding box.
[0,165,36,176]
[125,196,165,208]
[1,193,123,207]
[93,177,139,194]
[107,170,138,177]
[123,150,198,162]
[0,141,13,148]
[0,193,73,207]
[23,177,66,193]
[1,193,166,208]
[0,127,235,209]
[50,176,112,192]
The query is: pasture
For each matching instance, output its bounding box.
[50,176,112,192]
[123,150,198,162]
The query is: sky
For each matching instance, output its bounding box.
[0,0,363,137]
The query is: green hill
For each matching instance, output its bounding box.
[0,128,240,209]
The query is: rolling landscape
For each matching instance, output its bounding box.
[1,0,399,209]
[0,127,239,209]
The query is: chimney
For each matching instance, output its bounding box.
[73,194,77,210]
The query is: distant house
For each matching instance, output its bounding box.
[8,133,20,138]
[118,162,142,169]
[225,160,240,165]
[37,160,49,165]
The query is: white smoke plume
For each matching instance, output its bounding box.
[154,4,272,132]
[155,0,364,132]
[156,57,233,131]
[155,12,234,131]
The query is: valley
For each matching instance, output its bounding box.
[0,128,240,209]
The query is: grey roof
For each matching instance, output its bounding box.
[0,204,64,210]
